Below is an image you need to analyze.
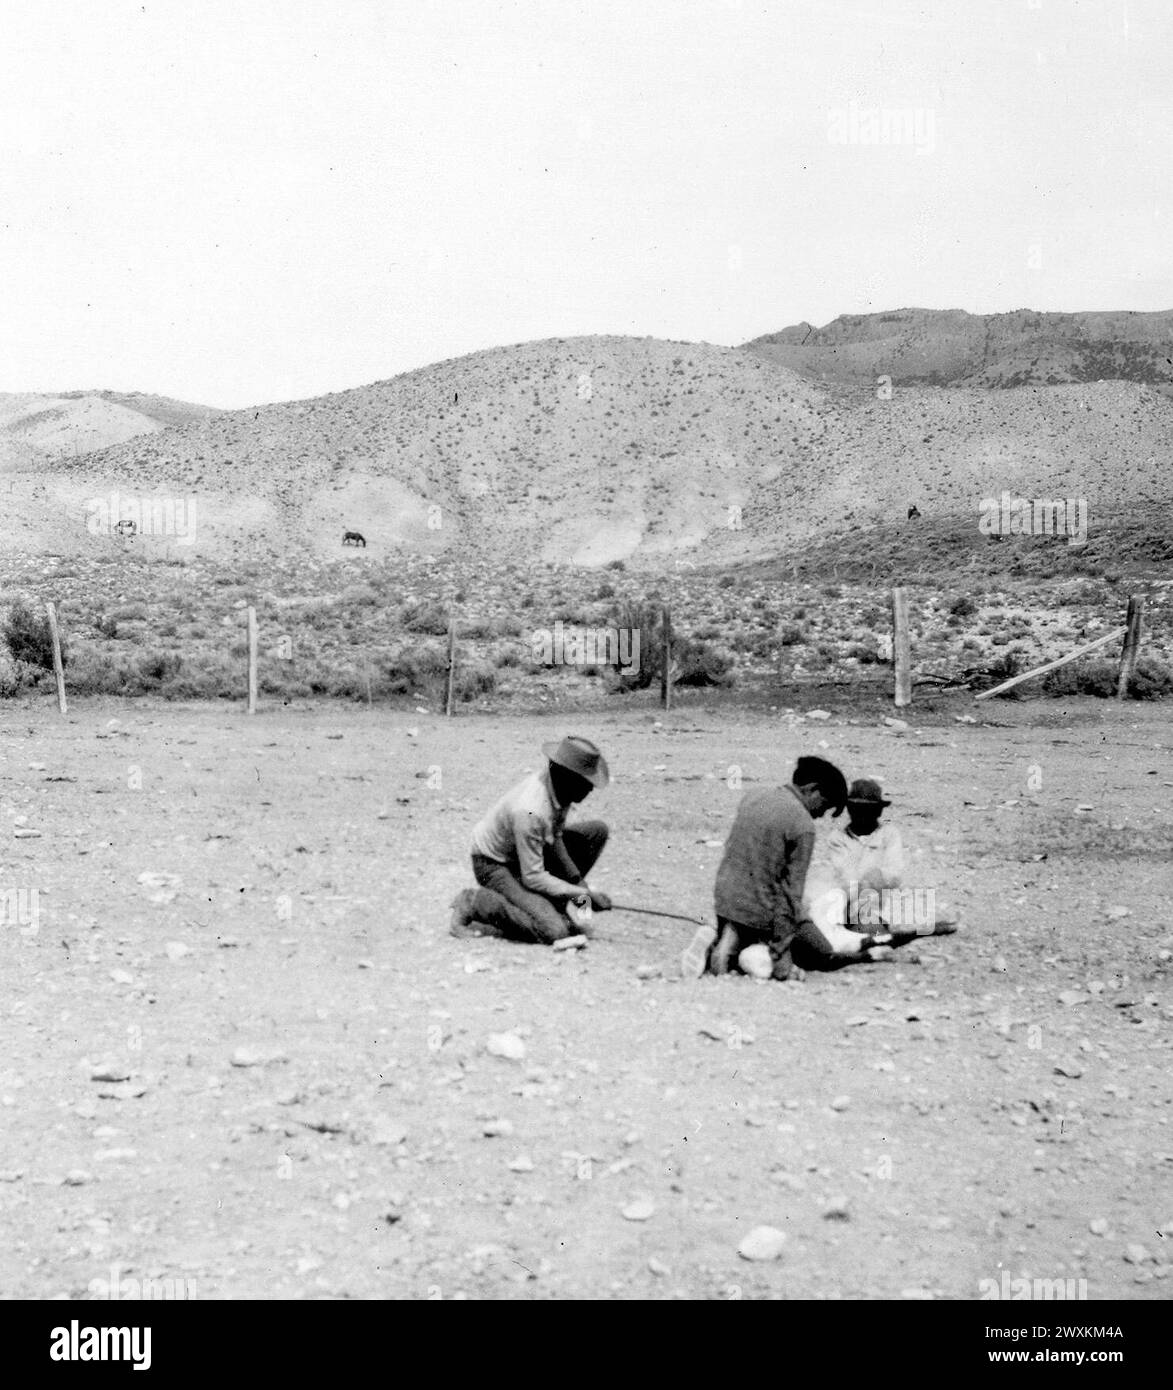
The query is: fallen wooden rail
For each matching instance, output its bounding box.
[974,625,1127,701]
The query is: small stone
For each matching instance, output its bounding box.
[508,1155,534,1173]
[109,969,134,986]
[1104,905,1132,921]
[830,1095,852,1112]
[822,1197,851,1221]
[165,942,191,961]
[552,935,587,952]
[1058,990,1088,1007]
[622,1198,655,1222]
[806,710,832,721]
[483,1118,514,1138]
[1088,1218,1109,1236]
[738,1226,787,1261]
[371,1120,408,1147]
[1054,1062,1083,1079]
[647,1256,670,1276]
[62,1169,93,1186]
[883,717,909,731]
[90,1065,130,1083]
[992,956,1008,973]
[1124,1243,1150,1264]
[230,1048,265,1067]
[486,1033,526,1061]
[635,964,661,980]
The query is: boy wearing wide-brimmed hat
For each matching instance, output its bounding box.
[451,735,613,944]
[801,776,958,966]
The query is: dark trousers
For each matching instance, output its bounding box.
[715,914,842,978]
[469,821,608,944]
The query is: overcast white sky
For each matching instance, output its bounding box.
[1,0,1170,407]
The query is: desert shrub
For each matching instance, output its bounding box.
[594,582,616,600]
[342,583,380,608]
[455,659,497,701]
[779,623,806,646]
[606,559,626,571]
[674,639,733,687]
[400,600,450,635]
[1043,654,1173,700]
[718,575,736,588]
[110,602,149,622]
[949,595,978,618]
[845,642,883,664]
[3,599,64,670]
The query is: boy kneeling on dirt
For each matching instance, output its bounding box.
[684,755,891,980]
[450,735,612,944]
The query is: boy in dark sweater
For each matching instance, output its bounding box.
[683,756,855,981]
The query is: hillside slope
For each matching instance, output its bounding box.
[744,308,1173,390]
[0,389,219,460]
[8,334,1173,565]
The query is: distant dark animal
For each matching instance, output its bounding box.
[342,530,366,548]
[907,504,921,520]
[114,519,137,537]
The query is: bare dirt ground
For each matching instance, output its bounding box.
[1,695,1170,1301]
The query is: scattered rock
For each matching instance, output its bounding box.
[508,1155,534,1173]
[1058,990,1088,1007]
[738,1226,787,1261]
[552,935,587,952]
[822,1197,852,1221]
[806,710,832,721]
[62,1169,93,1186]
[483,1118,514,1138]
[622,1198,655,1222]
[165,942,191,961]
[486,1033,526,1061]
[647,1256,670,1276]
[370,1120,407,1147]
[1089,1218,1110,1236]
[992,956,1008,973]
[635,964,662,980]
[1124,1243,1151,1264]
[90,1065,130,1083]
[830,1095,852,1112]
[1054,1062,1083,1079]
[883,717,909,731]
[1104,905,1132,921]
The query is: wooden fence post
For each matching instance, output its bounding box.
[45,601,67,715]
[246,606,258,714]
[446,614,457,717]
[660,605,672,711]
[891,587,911,708]
[1117,594,1144,699]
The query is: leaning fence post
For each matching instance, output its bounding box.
[246,606,258,714]
[891,587,911,707]
[446,613,457,717]
[1117,594,1144,700]
[45,601,67,715]
[660,605,673,711]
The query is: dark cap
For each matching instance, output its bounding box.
[847,777,891,807]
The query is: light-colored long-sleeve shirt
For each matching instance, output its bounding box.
[817,822,905,892]
[470,769,581,899]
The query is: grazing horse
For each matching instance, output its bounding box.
[342,529,366,548]
[907,504,921,520]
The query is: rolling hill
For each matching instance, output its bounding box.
[744,308,1173,391]
[2,330,1171,570]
